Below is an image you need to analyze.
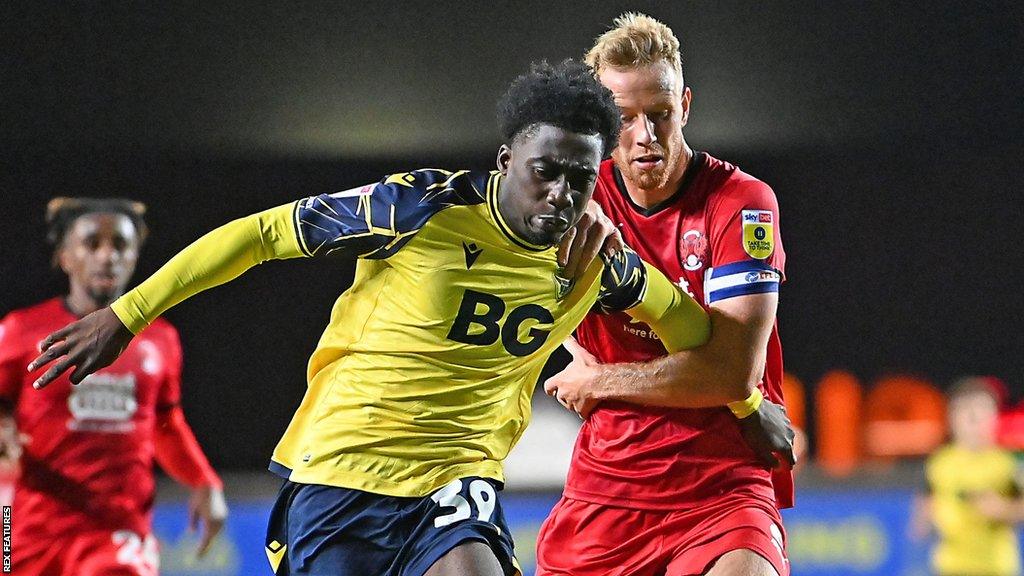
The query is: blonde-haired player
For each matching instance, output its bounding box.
[541,13,794,576]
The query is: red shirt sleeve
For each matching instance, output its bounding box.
[154,406,222,489]
[156,323,183,410]
[0,313,26,403]
[152,324,221,488]
[704,180,785,305]
[708,179,785,272]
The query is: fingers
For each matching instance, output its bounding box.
[603,227,624,260]
[782,446,798,467]
[566,216,620,280]
[561,214,594,279]
[37,324,75,353]
[577,399,598,419]
[545,383,573,411]
[32,357,75,390]
[188,502,199,533]
[196,518,224,558]
[68,361,96,386]
[556,228,577,269]
[27,340,72,373]
[561,337,592,362]
[760,451,780,469]
[558,199,620,281]
[571,222,606,278]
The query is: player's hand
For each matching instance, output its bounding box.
[557,200,623,281]
[971,491,1019,523]
[907,494,935,542]
[189,485,228,558]
[544,338,602,418]
[737,399,797,469]
[27,307,134,389]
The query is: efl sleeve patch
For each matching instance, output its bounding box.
[741,210,774,260]
[703,260,781,304]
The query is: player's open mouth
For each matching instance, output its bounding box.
[536,214,569,232]
[632,154,663,170]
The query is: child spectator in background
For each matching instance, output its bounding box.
[914,377,1023,576]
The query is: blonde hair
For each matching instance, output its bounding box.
[585,13,682,79]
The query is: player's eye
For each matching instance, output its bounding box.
[568,173,595,192]
[533,166,554,179]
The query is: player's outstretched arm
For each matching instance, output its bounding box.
[154,405,227,557]
[545,257,795,466]
[28,204,304,388]
[552,290,777,409]
[547,250,714,413]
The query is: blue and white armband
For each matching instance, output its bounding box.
[704,260,782,305]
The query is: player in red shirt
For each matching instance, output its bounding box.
[539,14,794,576]
[0,198,227,576]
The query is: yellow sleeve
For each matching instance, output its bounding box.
[111,203,304,334]
[626,261,711,353]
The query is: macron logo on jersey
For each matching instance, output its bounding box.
[462,242,483,269]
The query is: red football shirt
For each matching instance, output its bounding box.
[565,153,794,510]
[0,298,182,536]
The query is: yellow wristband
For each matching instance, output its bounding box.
[727,388,764,419]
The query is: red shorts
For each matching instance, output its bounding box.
[536,496,789,576]
[12,529,159,576]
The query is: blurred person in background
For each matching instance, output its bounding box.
[913,377,1024,576]
[0,198,226,576]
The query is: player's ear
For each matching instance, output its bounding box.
[680,86,692,129]
[496,144,512,175]
[57,243,74,275]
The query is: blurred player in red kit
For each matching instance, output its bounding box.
[0,198,227,575]
[540,14,794,576]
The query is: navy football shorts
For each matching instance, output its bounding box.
[265,476,519,575]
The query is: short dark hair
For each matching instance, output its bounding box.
[497,59,621,157]
[46,197,149,265]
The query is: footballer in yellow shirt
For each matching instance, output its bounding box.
[29,61,730,576]
[925,378,1024,576]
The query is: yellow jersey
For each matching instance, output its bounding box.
[112,168,707,497]
[926,444,1022,576]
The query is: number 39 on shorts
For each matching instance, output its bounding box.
[429,478,498,529]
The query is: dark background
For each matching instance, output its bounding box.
[2,1,1021,468]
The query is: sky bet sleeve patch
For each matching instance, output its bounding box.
[741,210,774,259]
